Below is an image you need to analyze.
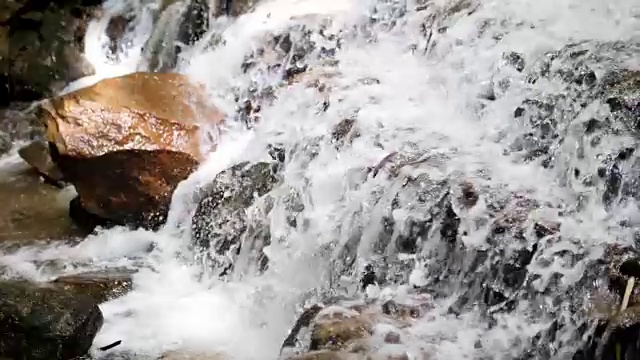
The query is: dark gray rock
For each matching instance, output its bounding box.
[507,42,640,207]
[236,20,341,128]
[191,161,280,276]
[0,280,103,360]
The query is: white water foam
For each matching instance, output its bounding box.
[2,0,640,359]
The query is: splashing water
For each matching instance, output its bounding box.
[2,0,640,359]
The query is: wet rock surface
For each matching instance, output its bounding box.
[0,280,103,360]
[51,270,134,303]
[191,161,280,276]
[281,298,432,360]
[235,19,341,128]
[305,40,640,360]
[507,42,640,204]
[568,246,640,360]
[42,72,225,230]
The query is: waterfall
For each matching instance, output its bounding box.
[2,0,639,359]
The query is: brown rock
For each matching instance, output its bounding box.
[380,298,431,321]
[42,72,225,229]
[51,270,134,303]
[311,312,373,350]
[282,303,425,360]
[282,304,325,348]
[18,140,65,186]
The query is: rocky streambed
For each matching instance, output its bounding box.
[0,0,639,359]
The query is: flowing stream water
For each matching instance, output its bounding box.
[2,0,640,359]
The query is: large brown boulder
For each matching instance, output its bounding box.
[41,72,225,230]
[1,0,102,104]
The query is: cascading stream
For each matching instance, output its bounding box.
[1,0,639,359]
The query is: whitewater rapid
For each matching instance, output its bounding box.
[1,0,639,359]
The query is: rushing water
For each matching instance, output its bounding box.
[2,0,640,359]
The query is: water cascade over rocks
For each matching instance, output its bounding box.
[0,0,639,359]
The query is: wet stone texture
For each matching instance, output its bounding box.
[50,270,134,304]
[308,143,581,358]
[568,245,640,360]
[0,280,103,360]
[508,42,640,208]
[236,18,342,128]
[42,72,225,231]
[191,161,281,276]
[281,298,433,360]
[475,42,640,358]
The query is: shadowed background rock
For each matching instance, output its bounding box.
[0,0,103,104]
